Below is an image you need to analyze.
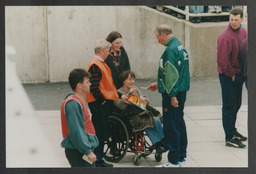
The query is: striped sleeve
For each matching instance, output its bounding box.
[88,64,106,104]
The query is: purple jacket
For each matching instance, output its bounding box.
[238,38,248,78]
[217,24,247,78]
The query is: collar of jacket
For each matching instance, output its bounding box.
[229,22,242,31]
[165,36,176,46]
[110,47,122,57]
[94,55,105,62]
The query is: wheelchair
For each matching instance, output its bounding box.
[103,111,163,166]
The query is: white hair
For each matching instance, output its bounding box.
[94,39,111,54]
[155,24,173,36]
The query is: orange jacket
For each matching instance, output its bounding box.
[86,58,119,103]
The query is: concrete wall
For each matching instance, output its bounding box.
[115,7,185,79]
[46,6,118,82]
[5,6,247,83]
[185,21,247,77]
[186,22,224,77]
[6,6,49,83]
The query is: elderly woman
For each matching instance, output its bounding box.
[105,31,131,89]
[114,70,166,153]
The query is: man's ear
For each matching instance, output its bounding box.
[76,83,82,89]
[102,47,107,52]
[160,32,165,37]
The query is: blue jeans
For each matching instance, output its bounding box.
[162,92,187,164]
[145,117,164,145]
[189,6,204,13]
[189,6,204,20]
[219,74,244,141]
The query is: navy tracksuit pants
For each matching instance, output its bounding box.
[219,74,244,141]
[162,92,188,164]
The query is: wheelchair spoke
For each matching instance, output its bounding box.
[104,115,129,162]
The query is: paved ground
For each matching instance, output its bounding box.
[22,77,248,167]
[35,105,248,168]
[23,77,248,110]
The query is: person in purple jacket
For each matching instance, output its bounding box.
[217,7,247,148]
[238,37,248,89]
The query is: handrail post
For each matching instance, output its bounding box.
[185,6,189,21]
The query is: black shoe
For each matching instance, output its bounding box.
[195,18,202,23]
[154,141,167,153]
[234,131,247,141]
[95,160,113,167]
[170,12,177,17]
[177,14,185,19]
[222,8,231,12]
[156,145,167,153]
[190,19,196,23]
[161,139,168,151]
[163,9,172,14]
[226,137,246,148]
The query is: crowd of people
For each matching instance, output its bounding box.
[154,5,236,23]
[60,7,248,168]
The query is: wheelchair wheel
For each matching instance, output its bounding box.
[104,116,129,162]
[155,153,162,162]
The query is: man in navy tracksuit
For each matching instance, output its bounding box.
[147,24,190,167]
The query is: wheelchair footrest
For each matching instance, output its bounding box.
[140,150,151,157]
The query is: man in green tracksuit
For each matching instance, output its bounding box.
[147,24,190,167]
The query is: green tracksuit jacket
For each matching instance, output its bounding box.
[157,36,190,97]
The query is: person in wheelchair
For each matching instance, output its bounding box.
[113,70,166,153]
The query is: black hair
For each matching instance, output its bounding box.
[230,7,243,18]
[106,31,122,43]
[119,70,136,85]
[68,68,91,91]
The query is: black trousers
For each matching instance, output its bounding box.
[219,74,244,141]
[65,148,95,167]
[88,100,113,160]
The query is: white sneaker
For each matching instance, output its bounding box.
[215,6,222,13]
[179,159,186,167]
[208,6,216,13]
[156,162,179,167]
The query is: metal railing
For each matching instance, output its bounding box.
[160,6,247,21]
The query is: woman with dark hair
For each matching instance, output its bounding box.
[105,31,131,89]
[114,70,166,153]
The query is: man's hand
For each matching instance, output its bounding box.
[232,75,235,82]
[87,152,97,162]
[171,97,179,108]
[147,82,158,91]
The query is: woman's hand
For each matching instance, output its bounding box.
[140,96,148,105]
[121,95,130,104]
[129,86,137,93]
